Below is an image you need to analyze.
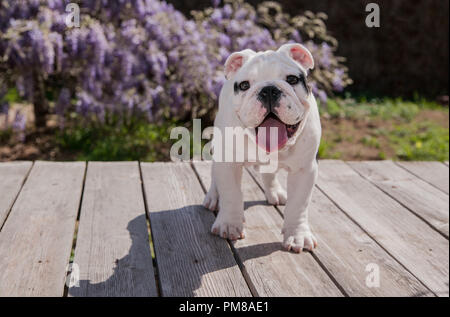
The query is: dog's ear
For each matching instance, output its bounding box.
[224,49,256,79]
[278,43,314,70]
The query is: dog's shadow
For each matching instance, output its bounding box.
[68,200,281,297]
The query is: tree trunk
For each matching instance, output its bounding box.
[32,72,49,128]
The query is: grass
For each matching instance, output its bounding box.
[58,96,447,162]
[318,96,449,161]
[389,122,449,161]
[0,128,12,144]
[2,87,20,103]
[2,92,448,162]
[56,118,176,161]
[320,96,435,121]
[318,138,342,159]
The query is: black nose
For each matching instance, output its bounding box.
[258,85,282,109]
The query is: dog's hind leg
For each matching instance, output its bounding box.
[261,172,287,206]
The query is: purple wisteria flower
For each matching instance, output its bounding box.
[0,102,8,116]
[12,110,26,141]
[193,0,350,107]
[0,0,350,135]
[332,68,345,92]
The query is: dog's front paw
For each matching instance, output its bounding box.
[282,226,317,253]
[211,216,245,241]
[265,187,287,206]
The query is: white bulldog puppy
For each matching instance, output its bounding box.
[203,43,321,253]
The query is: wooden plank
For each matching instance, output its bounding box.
[396,161,449,194]
[349,161,449,237]
[69,162,157,297]
[141,162,251,297]
[316,160,449,296]
[249,167,431,297]
[0,161,32,227]
[194,162,343,297]
[0,161,85,296]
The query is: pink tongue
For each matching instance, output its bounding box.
[256,116,288,152]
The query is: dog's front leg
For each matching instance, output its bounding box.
[211,162,245,240]
[282,161,318,253]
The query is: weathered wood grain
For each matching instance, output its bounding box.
[0,161,32,227]
[141,162,251,297]
[349,161,449,237]
[316,160,449,296]
[0,161,85,296]
[194,162,343,297]
[249,167,431,297]
[69,162,157,297]
[396,161,449,194]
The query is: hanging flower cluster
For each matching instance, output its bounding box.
[0,0,351,132]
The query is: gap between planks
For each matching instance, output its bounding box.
[192,161,344,297]
[63,161,88,297]
[141,162,252,297]
[189,162,262,297]
[138,161,163,297]
[243,167,349,297]
[394,161,449,195]
[316,160,448,296]
[0,161,85,296]
[346,161,448,239]
[0,161,446,297]
[68,162,157,297]
[0,161,34,231]
[247,165,432,297]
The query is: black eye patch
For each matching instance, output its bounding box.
[289,73,309,94]
[286,73,309,94]
[299,74,309,94]
[234,81,250,93]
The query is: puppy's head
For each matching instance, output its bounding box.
[223,43,314,152]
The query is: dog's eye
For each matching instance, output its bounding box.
[286,75,300,85]
[239,81,250,91]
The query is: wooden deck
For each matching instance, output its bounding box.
[0,160,448,297]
